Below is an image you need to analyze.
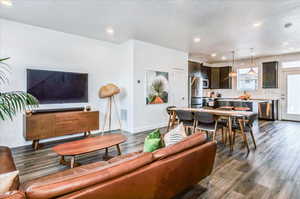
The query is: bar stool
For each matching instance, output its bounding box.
[234,107,251,111]
[218,106,234,110]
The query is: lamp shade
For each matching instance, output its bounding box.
[99,83,120,98]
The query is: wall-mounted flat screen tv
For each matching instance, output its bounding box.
[27,69,88,104]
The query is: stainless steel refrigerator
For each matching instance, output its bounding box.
[189,75,203,108]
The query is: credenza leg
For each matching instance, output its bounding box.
[116,144,122,155]
[32,140,40,150]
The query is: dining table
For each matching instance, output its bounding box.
[168,107,256,153]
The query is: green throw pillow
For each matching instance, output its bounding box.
[143,129,163,152]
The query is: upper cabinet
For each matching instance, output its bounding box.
[262,61,278,88]
[219,66,232,89]
[188,61,232,89]
[210,67,220,89]
[210,66,232,89]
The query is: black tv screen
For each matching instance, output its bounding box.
[27,69,88,104]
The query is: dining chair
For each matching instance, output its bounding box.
[166,106,178,131]
[193,112,227,141]
[231,113,257,153]
[174,110,194,135]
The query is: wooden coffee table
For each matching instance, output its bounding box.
[52,133,127,168]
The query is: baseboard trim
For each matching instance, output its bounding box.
[132,122,168,134]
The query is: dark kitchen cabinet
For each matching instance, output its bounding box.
[201,66,211,80]
[262,61,278,88]
[219,66,232,89]
[210,67,220,89]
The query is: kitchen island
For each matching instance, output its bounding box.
[201,98,279,120]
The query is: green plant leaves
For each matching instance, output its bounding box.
[0,92,39,121]
[0,57,10,62]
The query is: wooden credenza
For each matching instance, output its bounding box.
[24,111,99,150]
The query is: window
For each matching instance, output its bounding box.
[237,67,258,91]
[282,61,300,68]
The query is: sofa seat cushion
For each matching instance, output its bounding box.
[108,151,141,163]
[21,152,153,199]
[153,133,207,160]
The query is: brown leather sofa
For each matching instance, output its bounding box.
[0,133,217,199]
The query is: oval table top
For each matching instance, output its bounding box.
[52,133,127,156]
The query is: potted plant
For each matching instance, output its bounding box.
[0,57,38,120]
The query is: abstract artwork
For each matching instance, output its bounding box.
[146,70,169,104]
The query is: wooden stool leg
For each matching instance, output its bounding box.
[228,117,233,152]
[116,144,122,155]
[167,114,172,132]
[249,129,257,149]
[239,119,250,154]
[212,131,216,141]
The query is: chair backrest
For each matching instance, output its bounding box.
[175,110,194,121]
[247,113,258,127]
[194,112,216,124]
[166,106,176,115]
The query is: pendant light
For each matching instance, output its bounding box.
[248,48,257,75]
[229,50,237,78]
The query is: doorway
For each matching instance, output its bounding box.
[282,70,300,121]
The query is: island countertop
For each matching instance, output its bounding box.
[202,97,279,103]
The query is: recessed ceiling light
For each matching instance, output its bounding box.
[221,56,227,60]
[0,0,12,6]
[193,37,201,43]
[105,27,114,35]
[211,53,217,57]
[282,42,289,46]
[284,22,293,29]
[253,22,262,27]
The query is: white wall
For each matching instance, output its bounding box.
[0,19,126,147]
[0,19,189,147]
[131,40,188,133]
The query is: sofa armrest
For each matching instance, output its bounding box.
[0,191,25,199]
[0,147,20,190]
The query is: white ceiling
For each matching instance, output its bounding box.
[1,0,300,62]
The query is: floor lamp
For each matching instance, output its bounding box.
[99,84,122,135]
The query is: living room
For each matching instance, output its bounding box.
[1,0,300,199]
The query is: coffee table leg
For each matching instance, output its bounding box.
[105,148,108,156]
[70,156,75,168]
[116,144,122,155]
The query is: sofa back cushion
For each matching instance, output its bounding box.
[153,133,207,160]
[59,141,217,199]
[21,152,153,199]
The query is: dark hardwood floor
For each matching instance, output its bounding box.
[12,120,300,199]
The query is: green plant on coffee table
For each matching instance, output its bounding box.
[0,57,38,120]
